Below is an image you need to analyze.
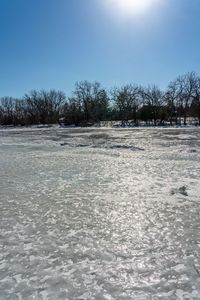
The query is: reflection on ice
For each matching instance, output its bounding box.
[0,128,200,299]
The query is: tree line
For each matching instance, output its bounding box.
[1,71,200,126]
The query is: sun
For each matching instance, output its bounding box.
[109,0,158,16]
[121,0,150,12]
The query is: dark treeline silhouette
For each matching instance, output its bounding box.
[1,72,200,126]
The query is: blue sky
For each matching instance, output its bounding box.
[0,0,200,97]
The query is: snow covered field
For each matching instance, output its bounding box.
[0,127,200,300]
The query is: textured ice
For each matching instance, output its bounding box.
[0,127,200,299]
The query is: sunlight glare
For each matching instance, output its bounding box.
[108,0,160,16]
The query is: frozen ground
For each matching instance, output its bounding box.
[0,127,200,300]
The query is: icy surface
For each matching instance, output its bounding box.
[0,127,200,299]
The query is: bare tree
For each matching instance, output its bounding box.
[112,84,141,125]
[71,81,109,124]
[141,85,165,126]
[165,80,184,125]
[24,90,66,124]
[190,76,200,125]
[172,72,197,125]
[62,97,83,126]
[0,97,15,125]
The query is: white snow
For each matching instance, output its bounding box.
[0,127,200,299]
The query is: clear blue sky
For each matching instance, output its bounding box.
[0,0,200,97]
